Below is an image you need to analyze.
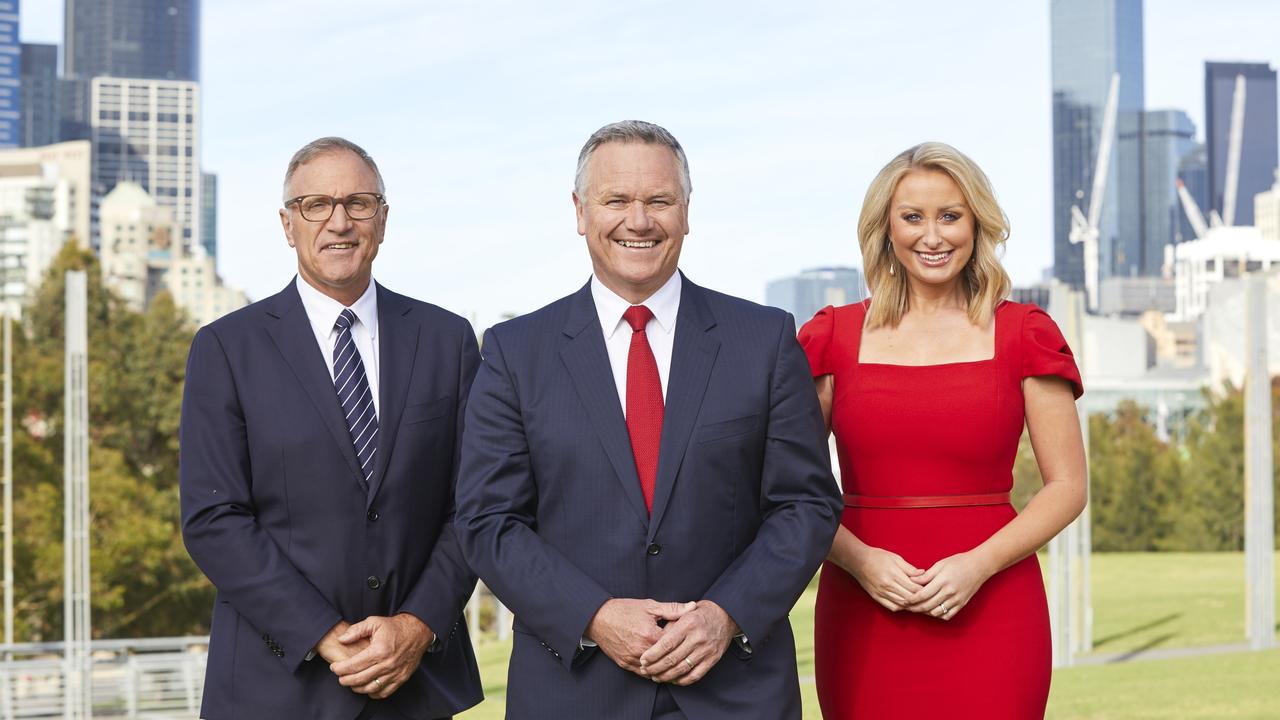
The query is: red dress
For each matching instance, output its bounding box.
[798,300,1083,720]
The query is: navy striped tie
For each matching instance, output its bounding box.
[333,309,377,489]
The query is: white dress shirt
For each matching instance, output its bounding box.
[295,275,381,417]
[590,271,681,415]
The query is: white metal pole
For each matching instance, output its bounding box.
[1244,274,1275,650]
[3,309,11,650]
[63,271,92,719]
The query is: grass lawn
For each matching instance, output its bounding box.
[460,553,1280,719]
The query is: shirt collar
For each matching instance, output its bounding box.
[590,271,682,340]
[295,275,379,342]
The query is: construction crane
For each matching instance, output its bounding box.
[1069,72,1120,312]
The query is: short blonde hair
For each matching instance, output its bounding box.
[858,142,1011,329]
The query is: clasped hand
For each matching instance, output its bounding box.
[586,598,738,686]
[318,614,435,699]
[851,547,993,621]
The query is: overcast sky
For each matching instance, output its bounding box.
[20,1,1280,330]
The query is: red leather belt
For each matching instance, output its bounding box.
[843,491,1011,509]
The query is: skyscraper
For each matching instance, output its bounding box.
[0,1,20,149]
[1050,0,1144,287]
[1141,110,1196,275]
[90,77,200,252]
[64,0,200,81]
[60,0,201,143]
[20,43,58,148]
[1204,62,1278,227]
[765,267,865,326]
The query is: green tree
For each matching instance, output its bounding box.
[12,241,213,640]
[1176,385,1246,551]
[1088,401,1177,551]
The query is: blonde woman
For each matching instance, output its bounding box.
[798,142,1087,718]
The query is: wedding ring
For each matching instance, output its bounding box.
[938,602,948,614]
[374,677,384,688]
[683,657,694,670]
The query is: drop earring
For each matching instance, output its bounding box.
[887,240,895,276]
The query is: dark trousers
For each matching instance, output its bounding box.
[355,699,451,720]
[652,686,687,720]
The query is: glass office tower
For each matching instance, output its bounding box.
[1050,0,1144,286]
[0,1,19,149]
[1204,61,1278,227]
[1141,110,1196,276]
[64,0,200,81]
[20,43,58,148]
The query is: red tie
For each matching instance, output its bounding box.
[623,305,664,513]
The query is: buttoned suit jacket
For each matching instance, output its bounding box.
[456,275,842,720]
[180,280,483,719]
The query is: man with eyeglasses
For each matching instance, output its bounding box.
[181,137,483,719]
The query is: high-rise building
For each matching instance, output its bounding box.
[1204,62,1278,227]
[0,140,92,244]
[200,170,215,258]
[19,43,58,148]
[1176,143,1209,243]
[0,140,92,317]
[1140,110,1196,275]
[1050,0,1144,287]
[765,267,865,325]
[0,1,20,149]
[100,179,245,326]
[98,180,172,310]
[90,77,200,251]
[59,0,201,143]
[64,0,200,81]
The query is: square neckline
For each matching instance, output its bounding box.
[854,299,1007,369]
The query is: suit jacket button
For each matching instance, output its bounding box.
[367,575,381,590]
[647,543,662,556]
[367,508,379,521]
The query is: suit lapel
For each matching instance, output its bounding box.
[263,281,365,486]
[366,284,418,508]
[649,278,719,537]
[559,282,651,529]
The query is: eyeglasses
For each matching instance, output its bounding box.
[285,193,385,222]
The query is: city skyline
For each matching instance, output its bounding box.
[19,0,1280,332]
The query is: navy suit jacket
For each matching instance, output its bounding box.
[180,280,483,720]
[456,276,842,720]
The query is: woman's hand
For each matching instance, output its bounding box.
[847,545,926,612]
[903,551,995,620]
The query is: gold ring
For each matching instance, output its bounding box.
[374,677,384,688]
[683,657,694,670]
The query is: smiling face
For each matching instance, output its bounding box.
[573,141,689,304]
[279,149,388,306]
[887,169,975,293]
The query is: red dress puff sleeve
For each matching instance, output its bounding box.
[797,305,836,378]
[1021,306,1084,399]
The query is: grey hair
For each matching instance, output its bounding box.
[282,136,386,202]
[574,120,691,200]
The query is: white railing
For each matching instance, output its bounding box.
[0,637,207,719]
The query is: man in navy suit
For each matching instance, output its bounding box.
[456,121,842,719]
[181,137,482,719]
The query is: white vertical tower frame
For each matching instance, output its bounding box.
[1243,274,1275,650]
[63,271,92,719]
[4,309,12,649]
[1048,286,1092,666]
